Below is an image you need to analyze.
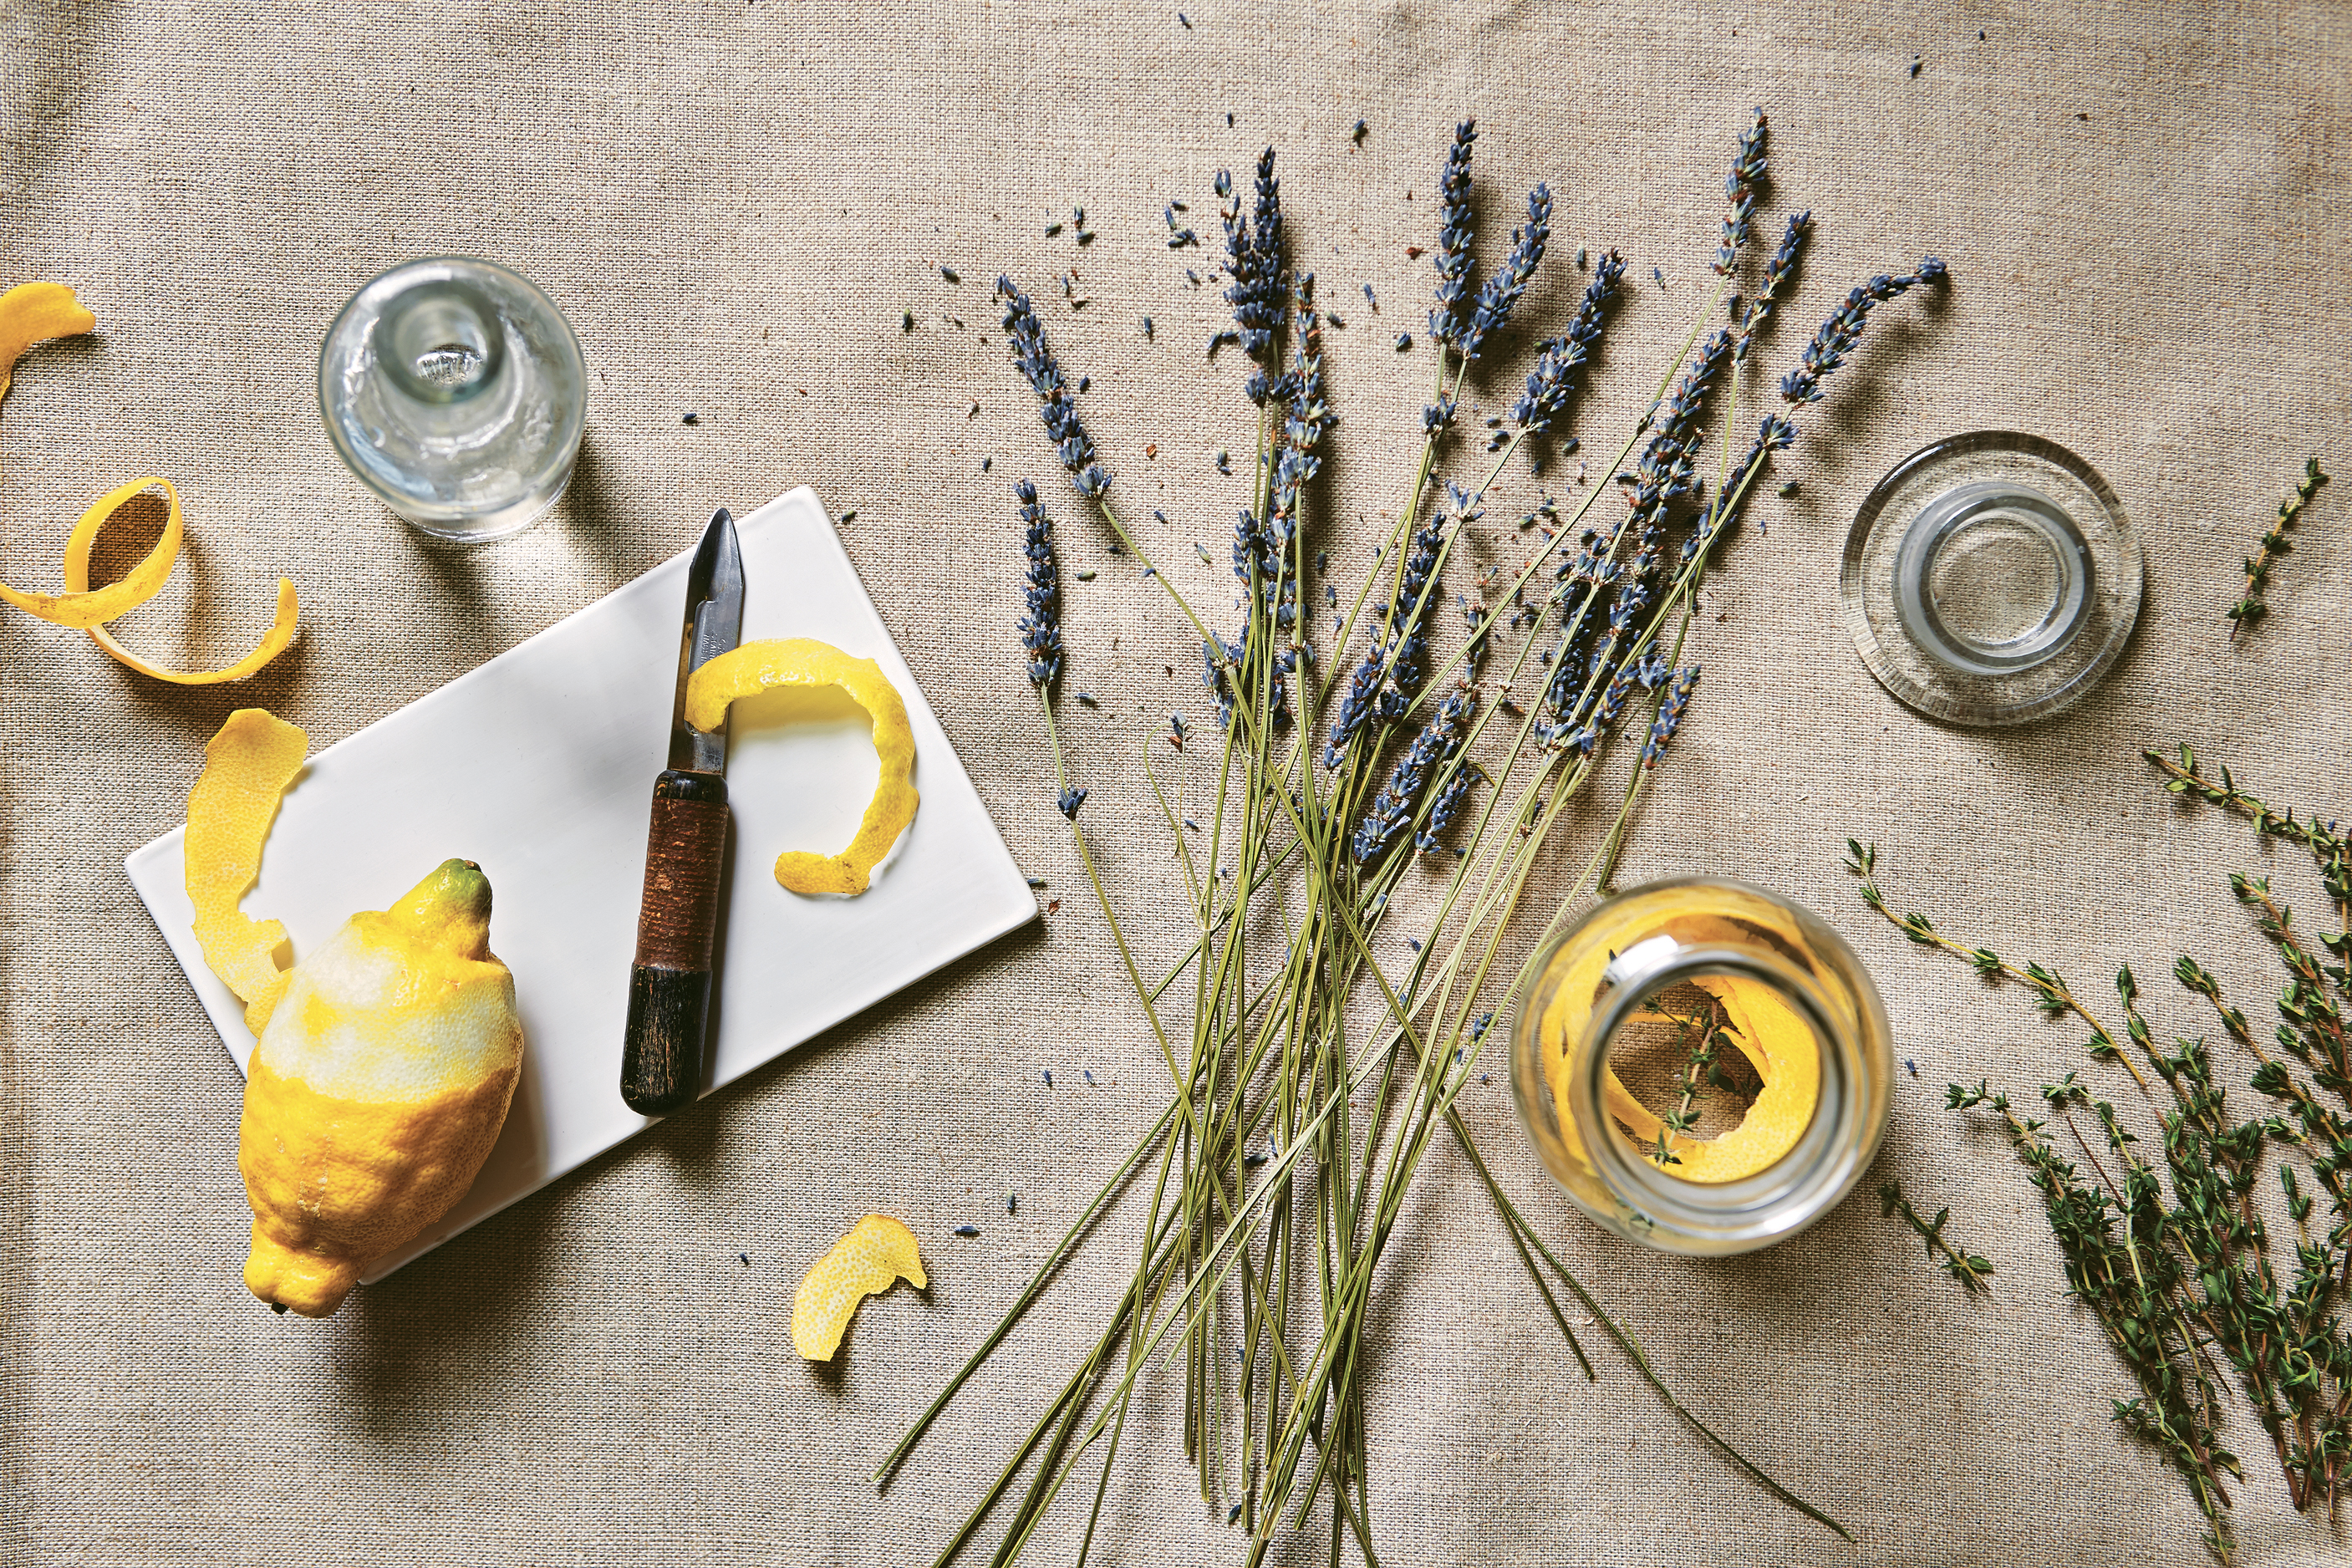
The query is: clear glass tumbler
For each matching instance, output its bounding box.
[318,257,588,543]
[1509,878,1892,1255]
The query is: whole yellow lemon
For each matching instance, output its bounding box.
[237,858,525,1317]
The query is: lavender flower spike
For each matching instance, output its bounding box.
[998,277,1110,498]
[1713,108,1769,277]
[1736,211,1810,361]
[1640,667,1700,769]
[1514,249,1626,433]
[1459,182,1551,359]
[1222,148,1286,368]
[1778,257,1950,405]
[1056,785,1088,819]
[1428,119,1479,348]
[1013,479,1062,686]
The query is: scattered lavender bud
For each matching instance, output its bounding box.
[940,265,960,283]
[1351,119,1368,145]
[1777,479,1799,497]
[1178,10,1189,26]
[1652,265,1666,287]
[1143,315,1155,339]
[1007,1194,1018,1213]
[1075,690,1097,705]
[954,1224,980,1238]
[1909,55,1922,77]
[1214,450,1231,474]
[1075,567,1097,580]
[1362,282,1377,308]
[981,456,993,472]
[1025,875,1047,887]
[840,510,858,523]
[1045,220,1062,237]
[901,308,914,331]
[1327,310,1346,327]
[1394,331,1411,350]
[1043,1069,1053,1087]
[681,411,699,425]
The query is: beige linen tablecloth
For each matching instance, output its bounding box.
[4,2,2348,1563]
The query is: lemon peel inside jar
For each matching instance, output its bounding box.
[1510,878,1891,1255]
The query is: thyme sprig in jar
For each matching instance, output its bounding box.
[1510,878,1892,1255]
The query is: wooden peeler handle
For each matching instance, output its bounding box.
[619,769,729,1115]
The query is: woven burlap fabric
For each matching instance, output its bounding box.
[3,1,2348,1562]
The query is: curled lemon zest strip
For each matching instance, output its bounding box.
[0,280,96,402]
[792,1214,926,1361]
[59,480,301,684]
[685,637,919,897]
[0,283,299,681]
[186,709,309,1036]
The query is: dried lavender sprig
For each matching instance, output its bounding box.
[2227,456,2329,639]
[1014,479,1063,687]
[1639,665,1698,768]
[1713,107,1769,276]
[1678,417,1796,567]
[1428,119,1479,348]
[999,277,1109,496]
[1778,257,1951,405]
[1352,686,1473,863]
[1514,250,1626,433]
[1459,183,1551,359]
[1417,761,1479,854]
[1736,211,1810,360]
[1222,148,1286,369]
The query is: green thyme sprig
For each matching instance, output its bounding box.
[2227,456,2329,639]
[1876,1179,1995,1292]
[1844,838,2147,1087]
[1943,1075,2242,1560]
[1863,763,2352,1558]
[2148,743,2352,943]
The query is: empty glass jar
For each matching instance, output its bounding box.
[318,257,588,543]
[1509,878,1892,1255]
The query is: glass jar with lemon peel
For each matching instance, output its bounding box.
[1509,878,1891,1255]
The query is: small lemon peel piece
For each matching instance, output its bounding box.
[0,283,299,681]
[792,1214,927,1361]
[186,710,308,1036]
[685,637,919,896]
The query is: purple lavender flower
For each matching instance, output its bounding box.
[1056,785,1088,818]
[1352,687,1473,863]
[1222,148,1286,369]
[1325,644,1385,766]
[999,277,1110,500]
[1641,666,1700,768]
[1013,479,1062,686]
[1459,183,1550,359]
[1713,109,1769,276]
[1416,760,1479,854]
[1779,257,1950,405]
[1514,250,1626,433]
[1427,119,1479,348]
[1736,211,1810,359]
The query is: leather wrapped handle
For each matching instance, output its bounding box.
[620,770,728,1115]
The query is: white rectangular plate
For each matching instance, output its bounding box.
[125,486,1035,1281]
